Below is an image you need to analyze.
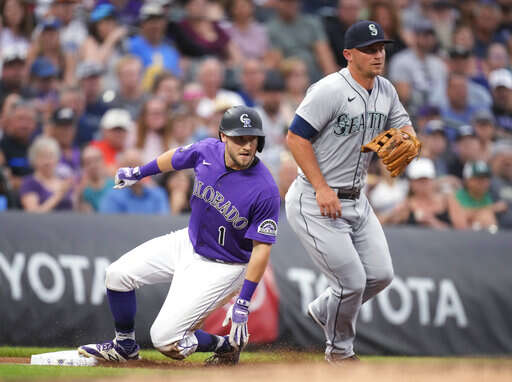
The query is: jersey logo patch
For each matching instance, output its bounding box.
[257,219,278,236]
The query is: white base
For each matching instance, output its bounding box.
[30,350,99,367]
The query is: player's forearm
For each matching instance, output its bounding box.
[245,241,271,283]
[287,131,329,191]
[400,125,417,137]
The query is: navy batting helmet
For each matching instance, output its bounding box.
[218,106,265,152]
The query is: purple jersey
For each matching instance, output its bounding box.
[172,138,280,263]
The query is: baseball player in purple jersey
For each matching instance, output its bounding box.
[78,106,280,365]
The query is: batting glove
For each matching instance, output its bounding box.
[222,298,250,350]
[114,167,142,189]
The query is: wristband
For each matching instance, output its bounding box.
[137,159,161,179]
[239,279,258,301]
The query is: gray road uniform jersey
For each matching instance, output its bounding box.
[285,67,411,361]
[296,67,411,191]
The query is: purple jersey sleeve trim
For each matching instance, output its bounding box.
[138,159,161,179]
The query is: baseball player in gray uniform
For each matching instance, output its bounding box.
[78,106,280,365]
[285,21,418,362]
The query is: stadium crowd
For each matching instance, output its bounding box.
[0,0,511,232]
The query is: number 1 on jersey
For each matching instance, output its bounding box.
[218,226,226,246]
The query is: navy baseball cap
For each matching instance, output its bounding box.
[344,20,393,50]
[90,4,116,23]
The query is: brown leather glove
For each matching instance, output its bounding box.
[361,128,421,177]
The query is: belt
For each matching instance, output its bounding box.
[335,188,360,200]
[199,255,244,265]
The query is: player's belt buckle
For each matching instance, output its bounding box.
[336,188,360,200]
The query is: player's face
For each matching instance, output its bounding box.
[346,43,386,78]
[222,134,258,170]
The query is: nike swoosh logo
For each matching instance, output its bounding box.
[202,160,211,166]
[348,96,356,102]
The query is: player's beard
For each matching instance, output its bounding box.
[225,147,255,170]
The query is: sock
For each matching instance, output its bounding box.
[194,330,219,352]
[107,289,136,333]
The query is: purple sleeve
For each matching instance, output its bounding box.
[19,176,37,197]
[171,143,200,170]
[245,195,280,244]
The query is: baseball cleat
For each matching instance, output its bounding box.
[204,349,241,366]
[325,353,360,364]
[78,339,140,362]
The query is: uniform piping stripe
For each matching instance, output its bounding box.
[338,73,367,191]
[298,192,344,355]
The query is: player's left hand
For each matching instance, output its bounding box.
[222,298,250,350]
[114,167,141,189]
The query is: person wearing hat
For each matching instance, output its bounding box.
[489,68,512,136]
[471,109,496,162]
[380,157,467,229]
[455,160,506,231]
[0,46,30,108]
[422,119,450,176]
[285,20,419,363]
[489,140,512,229]
[50,0,87,53]
[95,0,143,26]
[89,108,133,176]
[47,106,81,179]
[446,124,481,179]
[126,2,181,76]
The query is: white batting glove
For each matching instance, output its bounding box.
[222,298,250,350]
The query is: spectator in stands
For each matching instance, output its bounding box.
[421,119,450,177]
[163,170,192,215]
[105,55,148,119]
[237,58,265,107]
[266,0,337,82]
[80,3,129,90]
[280,57,309,124]
[74,61,109,146]
[382,158,467,230]
[485,42,509,76]
[20,136,74,212]
[368,1,407,61]
[389,20,447,118]
[451,23,475,52]
[133,97,173,164]
[168,0,237,63]
[0,93,21,138]
[27,18,75,86]
[225,0,269,61]
[78,145,114,213]
[472,110,497,163]
[490,140,512,229]
[95,0,142,26]
[90,108,132,176]
[472,1,507,59]
[195,58,244,118]
[169,111,195,148]
[28,57,60,123]
[151,72,183,112]
[49,0,88,54]
[0,100,37,190]
[489,68,512,136]
[446,124,481,179]
[0,46,29,108]
[128,2,181,76]
[456,160,506,232]
[323,0,362,68]
[0,164,15,210]
[46,107,81,179]
[257,70,288,176]
[277,151,298,202]
[368,160,409,221]
[99,148,169,215]
[433,46,492,112]
[440,73,480,129]
[0,0,33,60]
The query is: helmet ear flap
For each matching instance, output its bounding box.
[257,136,265,152]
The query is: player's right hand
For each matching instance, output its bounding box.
[316,185,342,219]
[114,167,141,189]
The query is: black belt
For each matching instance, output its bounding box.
[336,188,360,200]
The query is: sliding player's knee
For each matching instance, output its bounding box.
[151,330,198,360]
[105,262,134,291]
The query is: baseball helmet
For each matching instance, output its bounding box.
[218,105,265,152]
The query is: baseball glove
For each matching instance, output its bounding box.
[361,128,421,177]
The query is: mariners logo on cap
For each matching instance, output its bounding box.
[240,113,252,128]
[369,24,378,36]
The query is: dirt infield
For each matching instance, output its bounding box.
[2,356,512,381]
